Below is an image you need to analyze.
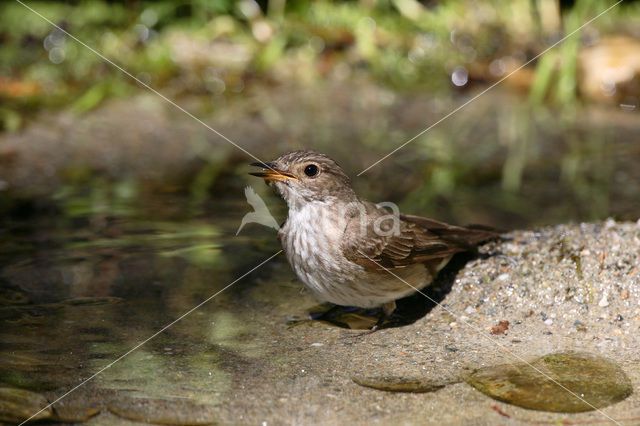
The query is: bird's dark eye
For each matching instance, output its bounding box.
[304,164,319,177]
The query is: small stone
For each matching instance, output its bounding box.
[573,321,587,332]
[108,397,217,425]
[51,400,100,423]
[620,290,629,300]
[616,314,623,322]
[352,375,457,393]
[598,293,609,307]
[0,387,52,423]
[544,319,553,325]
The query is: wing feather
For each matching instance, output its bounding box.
[342,202,499,270]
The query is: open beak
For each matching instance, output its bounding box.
[249,162,299,182]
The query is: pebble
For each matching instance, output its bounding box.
[0,387,52,423]
[352,375,452,393]
[599,293,610,307]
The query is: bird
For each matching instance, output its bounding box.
[236,186,280,235]
[250,151,499,329]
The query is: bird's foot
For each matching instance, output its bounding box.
[286,317,314,328]
[309,304,348,321]
[370,312,389,332]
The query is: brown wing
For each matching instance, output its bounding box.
[342,203,499,271]
[399,214,500,250]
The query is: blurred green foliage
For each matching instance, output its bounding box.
[1,0,635,132]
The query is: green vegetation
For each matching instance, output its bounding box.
[1,0,636,131]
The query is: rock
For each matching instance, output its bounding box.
[352,374,457,393]
[108,397,218,425]
[51,400,101,422]
[0,386,52,423]
[465,352,633,412]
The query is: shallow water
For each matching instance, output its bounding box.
[0,193,299,422]
[2,188,637,423]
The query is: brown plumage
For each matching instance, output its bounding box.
[343,202,496,269]
[250,151,499,323]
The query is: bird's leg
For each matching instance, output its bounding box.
[370,301,397,331]
[287,305,344,328]
[310,304,343,321]
[382,301,397,317]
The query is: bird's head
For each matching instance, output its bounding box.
[250,151,356,209]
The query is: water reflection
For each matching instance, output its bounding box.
[0,192,289,422]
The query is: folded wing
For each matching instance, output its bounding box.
[341,201,499,271]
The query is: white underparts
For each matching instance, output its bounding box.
[280,202,433,308]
